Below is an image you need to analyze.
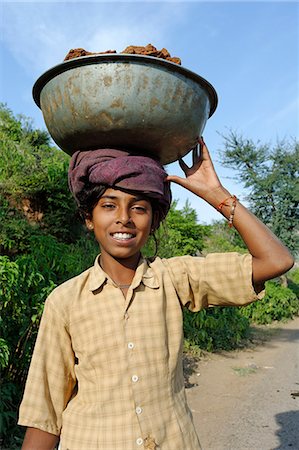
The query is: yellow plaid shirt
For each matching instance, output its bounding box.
[18,253,263,450]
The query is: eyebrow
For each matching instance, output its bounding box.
[100,195,118,200]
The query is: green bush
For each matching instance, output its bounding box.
[183,307,250,352]
[0,382,24,449]
[241,279,299,324]
[287,268,299,298]
[0,255,47,447]
[143,200,210,258]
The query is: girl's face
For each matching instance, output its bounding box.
[86,188,154,264]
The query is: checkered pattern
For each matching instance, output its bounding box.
[19,253,262,450]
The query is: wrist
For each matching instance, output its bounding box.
[203,186,232,209]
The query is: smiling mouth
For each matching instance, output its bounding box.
[111,232,135,240]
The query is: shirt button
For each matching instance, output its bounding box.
[136,438,143,446]
[132,375,139,382]
[135,406,142,414]
[128,342,134,349]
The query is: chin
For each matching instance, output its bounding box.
[109,250,141,260]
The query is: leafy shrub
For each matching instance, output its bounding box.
[183,307,250,352]
[0,382,23,448]
[287,268,299,298]
[202,220,247,254]
[241,280,299,324]
[0,254,46,447]
[289,268,299,284]
[143,200,210,258]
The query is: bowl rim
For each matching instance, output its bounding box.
[32,53,218,117]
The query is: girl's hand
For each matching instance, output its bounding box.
[166,137,223,202]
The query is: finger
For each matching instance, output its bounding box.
[200,138,211,160]
[192,145,199,166]
[200,140,217,172]
[166,175,188,187]
[178,158,189,174]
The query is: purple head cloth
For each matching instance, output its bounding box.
[68,149,171,221]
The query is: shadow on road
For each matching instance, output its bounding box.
[274,409,299,449]
[183,354,200,388]
[247,320,299,352]
[269,326,299,343]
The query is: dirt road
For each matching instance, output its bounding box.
[185,316,299,450]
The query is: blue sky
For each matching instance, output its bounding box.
[0,1,298,223]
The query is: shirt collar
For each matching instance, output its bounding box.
[88,255,159,292]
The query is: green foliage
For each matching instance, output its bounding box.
[183,307,250,352]
[289,268,299,284]
[0,104,23,141]
[0,338,10,369]
[202,220,247,254]
[287,268,299,299]
[0,255,45,446]
[0,197,37,255]
[241,279,299,324]
[0,104,80,244]
[221,132,299,253]
[0,381,24,448]
[143,200,210,258]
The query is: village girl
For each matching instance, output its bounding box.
[19,138,294,450]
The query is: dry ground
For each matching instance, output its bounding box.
[185,316,299,450]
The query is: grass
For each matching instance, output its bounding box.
[232,365,258,376]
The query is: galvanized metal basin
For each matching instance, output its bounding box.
[33,54,217,164]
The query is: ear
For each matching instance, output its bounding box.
[85,218,94,231]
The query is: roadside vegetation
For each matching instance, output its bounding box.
[1,104,298,448]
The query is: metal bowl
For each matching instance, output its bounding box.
[33,54,217,164]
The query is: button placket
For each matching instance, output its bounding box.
[123,302,146,448]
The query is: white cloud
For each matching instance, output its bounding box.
[1,2,186,76]
[1,3,67,73]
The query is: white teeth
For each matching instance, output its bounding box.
[112,232,134,240]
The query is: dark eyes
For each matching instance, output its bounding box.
[101,203,147,213]
[101,203,115,209]
[132,206,147,212]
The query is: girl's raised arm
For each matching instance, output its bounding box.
[167,138,294,289]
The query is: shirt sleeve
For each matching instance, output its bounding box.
[163,252,265,312]
[18,295,76,436]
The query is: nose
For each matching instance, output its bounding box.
[116,206,132,225]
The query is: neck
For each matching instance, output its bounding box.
[99,252,141,284]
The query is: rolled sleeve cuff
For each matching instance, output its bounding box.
[18,417,60,436]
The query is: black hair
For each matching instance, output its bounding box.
[76,183,107,220]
